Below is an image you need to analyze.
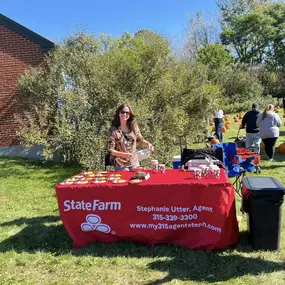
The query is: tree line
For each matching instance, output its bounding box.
[17,0,285,168]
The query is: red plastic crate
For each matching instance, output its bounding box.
[233,148,260,165]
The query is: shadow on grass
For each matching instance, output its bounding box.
[0,217,284,283]
[146,232,285,283]
[0,216,69,254]
[146,254,285,284]
[259,164,285,170]
[0,215,60,227]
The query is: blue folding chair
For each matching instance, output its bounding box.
[212,142,255,196]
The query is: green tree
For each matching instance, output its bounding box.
[219,0,285,69]
[219,66,279,112]
[197,44,234,70]
[18,31,222,168]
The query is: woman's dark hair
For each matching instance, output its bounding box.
[111,104,136,130]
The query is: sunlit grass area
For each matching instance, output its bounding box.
[1,112,285,285]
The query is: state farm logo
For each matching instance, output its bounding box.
[64,199,121,212]
[81,214,111,233]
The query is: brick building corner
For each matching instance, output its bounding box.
[0,13,54,147]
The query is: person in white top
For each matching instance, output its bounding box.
[214,110,224,142]
[215,110,224,119]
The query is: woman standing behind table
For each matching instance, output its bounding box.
[257,104,282,161]
[107,104,154,170]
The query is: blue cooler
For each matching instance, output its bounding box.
[172,155,181,169]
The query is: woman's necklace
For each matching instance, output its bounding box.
[120,127,132,148]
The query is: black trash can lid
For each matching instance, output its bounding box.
[242,176,285,192]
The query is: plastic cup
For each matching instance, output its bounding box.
[199,165,209,178]
[209,165,220,178]
[194,168,202,179]
[213,168,220,178]
[159,164,165,173]
[151,160,159,172]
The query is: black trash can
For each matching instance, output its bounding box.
[242,176,285,250]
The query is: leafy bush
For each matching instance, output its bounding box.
[18,31,222,168]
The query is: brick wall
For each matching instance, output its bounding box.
[0,24,45,146]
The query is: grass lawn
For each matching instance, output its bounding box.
[1,113,285,285]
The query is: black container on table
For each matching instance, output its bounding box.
[242,176,285,250]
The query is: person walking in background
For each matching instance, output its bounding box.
[257,104,282,161]
[241,103,261,153]
[107,104,154,170]
[282,97,285,112]
[214,109,224,143]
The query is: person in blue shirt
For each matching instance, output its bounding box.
[241,103,261,153]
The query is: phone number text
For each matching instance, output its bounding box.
[153,214,198,221]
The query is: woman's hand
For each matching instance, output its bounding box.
[120,152,133,160]
[141,140,154,152]
[148,143,154,152]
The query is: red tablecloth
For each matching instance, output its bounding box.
[55,169,239,250]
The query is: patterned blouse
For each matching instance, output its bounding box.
[107,124,144,167]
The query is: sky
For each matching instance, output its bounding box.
[1,0,219,43]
